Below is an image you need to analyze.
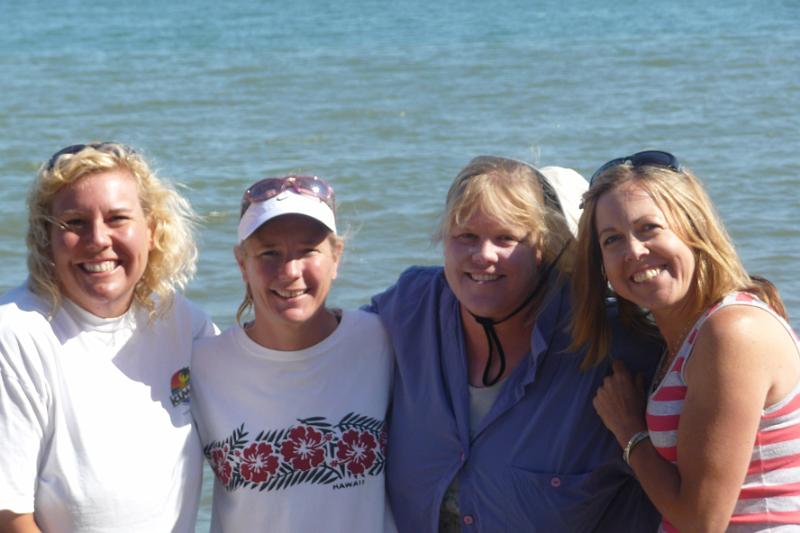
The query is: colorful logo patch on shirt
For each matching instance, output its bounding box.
[170,367,191,406]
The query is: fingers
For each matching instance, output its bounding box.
[593,360,648,445]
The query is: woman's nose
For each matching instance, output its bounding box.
[279,258,301,279]
[85,220,113,249]
[472,239,498,265]
[624,236,648,261]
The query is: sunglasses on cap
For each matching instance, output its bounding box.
[590,150,682,184]
[46,142,134,171]
[240,175,336,217]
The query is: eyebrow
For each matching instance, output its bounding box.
[597,214,663,235]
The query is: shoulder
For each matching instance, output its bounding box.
[696,294,790,353]
[337,309,393,365]
[368,266,446,316]
[373,266,444,300]
[157,293,217,339]
[0,285,57,389]
[694,300,791,363]
[191,324,240,374]
[686,298,796,397]
[0,285,53,342]
[193,323,237,353]
[0,284,50,319]
[343,308,386,331]
[340,308,390,343]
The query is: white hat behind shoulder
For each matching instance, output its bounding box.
[538,166,589,236]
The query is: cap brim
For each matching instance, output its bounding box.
[238,192,337,242]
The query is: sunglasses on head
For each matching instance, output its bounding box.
[46,142,133,171]
[240,175,336,216]
[590,150,682,184]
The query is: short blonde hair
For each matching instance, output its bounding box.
[27,142,198,317]
[572,162,786,368]
[437,155,575,275]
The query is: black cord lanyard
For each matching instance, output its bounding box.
[468,244,567,386]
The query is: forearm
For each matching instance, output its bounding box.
[627,441,730,533]
[0,511,41,533]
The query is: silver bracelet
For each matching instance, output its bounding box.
[623,431,650,465]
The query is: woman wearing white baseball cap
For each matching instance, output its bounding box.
[191,175,396,532]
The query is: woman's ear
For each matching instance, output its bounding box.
[330,238,344,281]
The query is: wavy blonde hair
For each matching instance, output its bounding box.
[437,155,576,276]
[572,162,786,368]
[27,142,198,318]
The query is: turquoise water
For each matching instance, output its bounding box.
[1,1,798,530]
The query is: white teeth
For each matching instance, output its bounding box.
[469,273,499,282]
[275,289,306,298]
[632,268,661,283]
[82,261,116,273]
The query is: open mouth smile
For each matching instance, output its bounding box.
[631,267,663,283]
[468,273,500,282]
[273,288,308,298]
[80,260,119,273]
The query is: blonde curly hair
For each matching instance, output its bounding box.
[27,142,198,318]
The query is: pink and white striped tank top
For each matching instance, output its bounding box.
[646,292,800,532]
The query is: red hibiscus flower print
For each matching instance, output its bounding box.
[280,425,327,470]
[209,445,233,485]
[336,429,377,475]
[241,442,280,483]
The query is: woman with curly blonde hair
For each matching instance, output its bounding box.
[0,142,215,533]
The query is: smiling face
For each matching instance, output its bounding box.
[594,181,696,320]
[49,170,153,318]
[236,214,341,334]
[444,206,541,321]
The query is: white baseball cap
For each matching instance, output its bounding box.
[237,176,337,242]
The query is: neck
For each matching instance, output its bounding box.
[652,307,698,357]
[246,308,339,351]
[460,304,533,386]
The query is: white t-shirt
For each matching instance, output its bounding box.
[191,309,396,533]
[0,283,215,533]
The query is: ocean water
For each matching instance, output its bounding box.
[1,0,798,530]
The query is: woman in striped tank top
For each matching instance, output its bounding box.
[571,151,800,532]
